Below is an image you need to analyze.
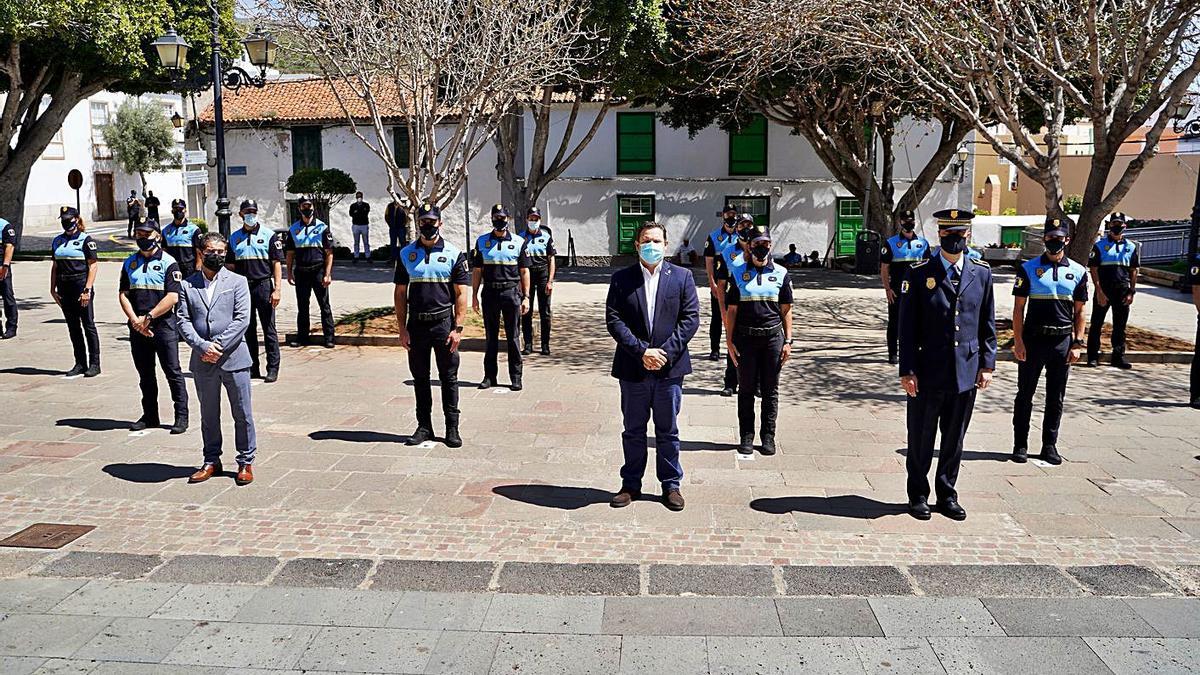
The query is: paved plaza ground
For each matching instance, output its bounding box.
[0,259,1198,672]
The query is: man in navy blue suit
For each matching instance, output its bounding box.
[898,209,997,522]
[605,221,700,511]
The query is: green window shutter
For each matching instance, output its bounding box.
[393,127,411,169]
[617,112,656,175]
[291,127,323,172]
[729,115,767,176]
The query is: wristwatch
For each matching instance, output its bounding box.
[453,325,464,334]
[1070,338,1084,348]
[784,338,795,345]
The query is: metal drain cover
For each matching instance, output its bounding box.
[0,523,95,549]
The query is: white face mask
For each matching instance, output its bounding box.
[527,220,540,231]
[356,197,363,203]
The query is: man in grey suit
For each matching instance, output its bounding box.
[177,232,258,485]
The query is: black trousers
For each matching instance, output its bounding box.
[1191,315,1199,403]
[886,297,901,359]
[408,314,460,428]
[521,266,552,351]
[56,276,99,368]
[906,387,976,501]
[0,267,16,334]
[294,265,333,342]
[1014,333,1072,449]
[1086,286,1131,361]
[709,293,723,355]
[482,285,522,381]
[129,322,188,422]
[246,278,280,374]
[733,330,783,438]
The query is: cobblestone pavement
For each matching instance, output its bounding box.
[0,262,1198,568]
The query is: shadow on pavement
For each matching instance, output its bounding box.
[0,366,65,376]
[1092,398,1194,409]
[893,448,1012,462]
[56,418,132,432]
[309,429,410,444]
[103,463,196,483]
[492,484,613,509]
[646,439,731,452]
[750,494,907,519]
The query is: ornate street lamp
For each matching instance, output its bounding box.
[861,99,886,239]
[1171,97,1200,268]
[170,112,184,129]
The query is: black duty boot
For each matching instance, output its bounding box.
[737,433,754,455]
[1111,356,1133,370]
[84,364,101,378]
[478,378,494,390]
[760,434,777,456]
[510,377,523,392]
[264,370,278,384]
[521,345,533,356]
[444,424,463,448]
[65,364,86,377]
[1012,445,1028,463]
[406,426,434,446]
[170,418,188,435]
[1041,445,1063,465]
[130,417,159,432]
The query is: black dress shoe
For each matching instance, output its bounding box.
[510,380,523,392]
[65,365,87,377]
[521,347,533,356]
[887,354,898,365]
[444,426,462,448]
[937,499,967,521]
[1191,399,1200,410]
[540,346,550,356]
[909,498,931,520]
[1112,358,1133,370]
[1,330,15,339]
[406,427,434,446]
[760,435,777,456]
[264,370,278,383]
[720,387,735,397]
[737,433,754,455]
[130,417,159,432]
[170,420,188,435]
[324,339,335,349]
[708,352,720,362]
[288,338,304,348]
[1012,446,1028,463]
[478,378,494,390]
[1086,358,1100,367]
[83,365,101,378]
[1041,445,1063,465]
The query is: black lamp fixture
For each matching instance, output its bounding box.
[1170,96,1200,266]
[170,112,184,129]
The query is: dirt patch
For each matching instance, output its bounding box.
[996,318,1193,351]
[316,307,486,339]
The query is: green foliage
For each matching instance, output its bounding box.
[974,208,991,216]
[102,100,179,185]
[1001,207,1018,216]
[189,216,207,232]
[286,168,357,208]
[1063,194,1083,214]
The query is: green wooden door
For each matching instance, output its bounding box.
[616,195,655,254]
[724,196,770,229]
[835,197,863,257]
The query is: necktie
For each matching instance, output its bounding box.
[948,265,960,291]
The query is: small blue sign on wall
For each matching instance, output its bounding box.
[228,166,248,176]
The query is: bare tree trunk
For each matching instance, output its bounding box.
[0,161,35,241]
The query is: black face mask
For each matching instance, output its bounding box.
[419,223,439,240]
[300,208,314,218]
[172,209,185,220]
[1045,238,1067,254]
[202,252,225,271]
[135,237,157,251]
[723,215,736,226]
[61,217,76,231]
[492,219,508,231]
[1110,225,1126,236]
[940,233,967,254]
[899,221,916,232]
[737,228,752,241]
[751,246,771,261]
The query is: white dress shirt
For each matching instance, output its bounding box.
[641,262,662,332]
[198,269,218,304]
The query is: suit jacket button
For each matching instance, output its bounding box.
[954,341,960,347]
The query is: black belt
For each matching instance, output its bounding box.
[57,272,87,280]
[412,308,452,322]
[737,323,783,337]
[295,263,324,271]
[484,281,518,290]
[1027,325,1073,337]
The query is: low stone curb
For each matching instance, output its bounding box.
[996,350,1193,364]
[285,333,486,350]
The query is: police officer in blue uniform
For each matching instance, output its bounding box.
[703,205,740,361]
[1086,212,1140,369]
[713,213,755,396]
[0,216,18,338]
[284,196,335,348]
[161,199,202,273]
[227,199,285,382]
[395,203,470,448]
[725,229,793,456]
[118,220,188,433]
[520,206,556,356]
[1187,254,1200,408]
[880,209,931,365]
[1012,217,1089,465]
[471,203,530,390]
[50,207,101,377]
[898,209,996,521]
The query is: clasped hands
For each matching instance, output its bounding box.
[642,347,667,371]
[201,341,224,364]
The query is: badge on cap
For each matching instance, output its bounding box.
[926,277,936,289]
[422,203,431,210]
[950,209,958,219]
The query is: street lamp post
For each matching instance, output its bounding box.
[862,100,886,235]
[1172,98,1200,270]
[152,22,278,237]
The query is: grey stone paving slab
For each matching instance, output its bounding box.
[163,621,318,669]
[868,598,1005,637]
[648,564,776,596]
[1125,598,1200,638]
[233,587,402,627]
[369,560,494,593]
[930,637,1113,674]
[851,637,945,674]
[489,633,621,675]
[618,635,709,675]
[149,555,279,585]
[72,617,196,663]
[0,657,47,675]
[422,630,500,675]
[706,636,863,674]
[495,562,638,596]
[296,626,439,673]
[775,598,883,637]
[0,614,111,658]
[481,595,603,634]
[28,659,99,675]
[982,598,1158,637]
[384,592,492,631]
[152,584,255,621]
[270,558,372,589]
[782,566,913,596]
[0,578,86,612]
[1085,637,1200,674]
[90,663,229,674]
[48,580,182,617]
[0,552,50,578]
[602,597,782,637]
[909,565,1083,597]
[1066,565,1176,597]
[36,553,162,581]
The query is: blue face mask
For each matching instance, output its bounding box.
[242,213,258,227]
[638,241,664,265]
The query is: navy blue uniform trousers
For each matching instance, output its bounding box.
[906,387,976,502]
[482,286,522,381]
[618,376,684,491]
[129,322,188,423]
[1014,333,1072,448]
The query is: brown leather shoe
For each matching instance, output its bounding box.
[235,464,254,486]
[610,488,639,508]
[188,463,221,483]
[663,488,685,511]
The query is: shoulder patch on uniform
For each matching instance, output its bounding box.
[911,259,929,269]
[172,271,182,282]
[925,277,936,290]
[970,258,989,267]
[1192,265,1200,276]
[741,272,750,282]
[408,251,417,262]
[86,241,97,250]
[900,280,910,294]
[1015,276,1024,288]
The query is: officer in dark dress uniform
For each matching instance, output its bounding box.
[471,204,530,390]
[521,206,556,356]
[703,205,740,361]
[118,220,188,433]
[395,203,470,448]
[1188,254,1200,408]
[725,229,794,456]
[0,216,18,338]
[227,199,285,382]
[50,207,101,377]
[284,197,335,348]
[898,209,996,521]
[1086,212,1140,369]
[1012,217,1089,466]
[161,199,202,273]
[880,209,931,365]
